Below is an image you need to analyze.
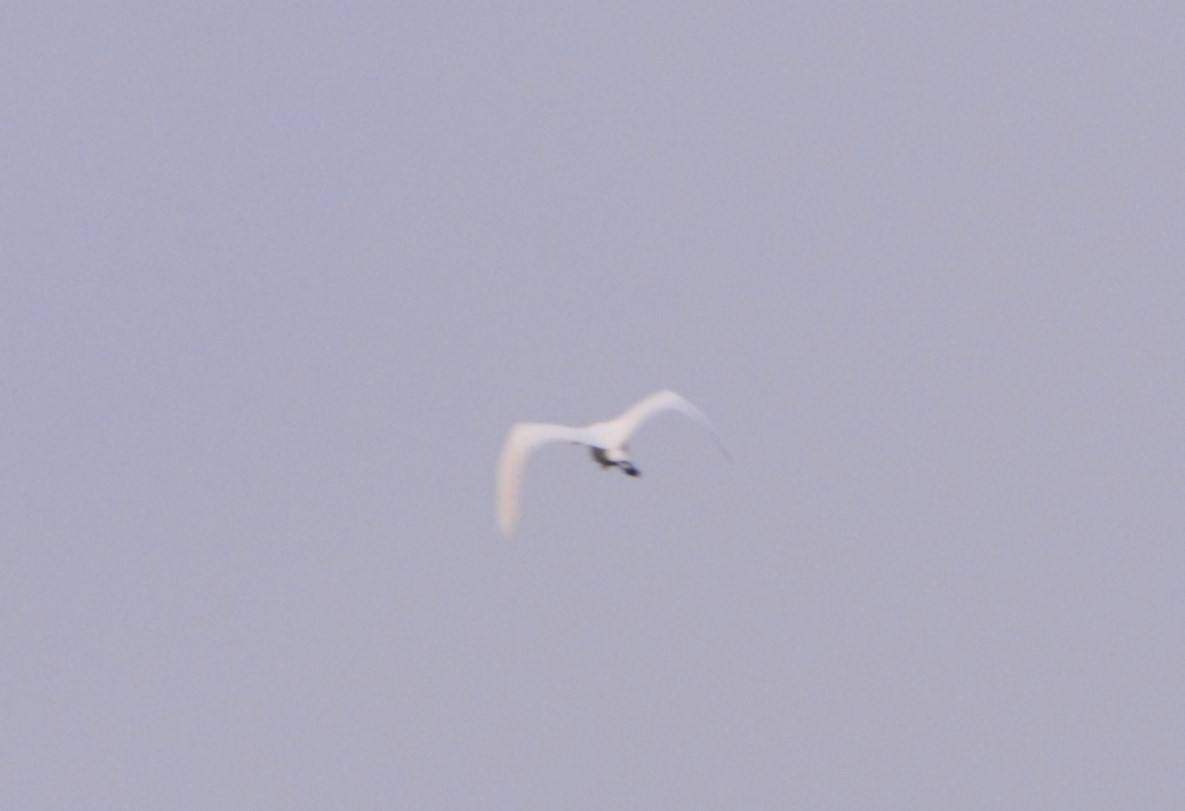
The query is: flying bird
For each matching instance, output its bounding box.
[495,390,729,536]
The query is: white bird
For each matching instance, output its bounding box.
[495,390,729,536]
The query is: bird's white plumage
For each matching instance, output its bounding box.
[495,390,728,536]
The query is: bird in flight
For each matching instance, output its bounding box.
[495,390,729,536]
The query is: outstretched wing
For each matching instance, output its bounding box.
[610,390,731,460]
[496,422,594,537]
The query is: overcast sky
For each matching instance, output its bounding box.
[4,3,1184,808]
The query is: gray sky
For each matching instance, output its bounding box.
[4,3,1183,808]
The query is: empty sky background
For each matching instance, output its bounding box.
[4,3,1183,808]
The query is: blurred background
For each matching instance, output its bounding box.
[3,3,1183,808]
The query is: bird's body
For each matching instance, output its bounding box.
[495,390,728,536]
